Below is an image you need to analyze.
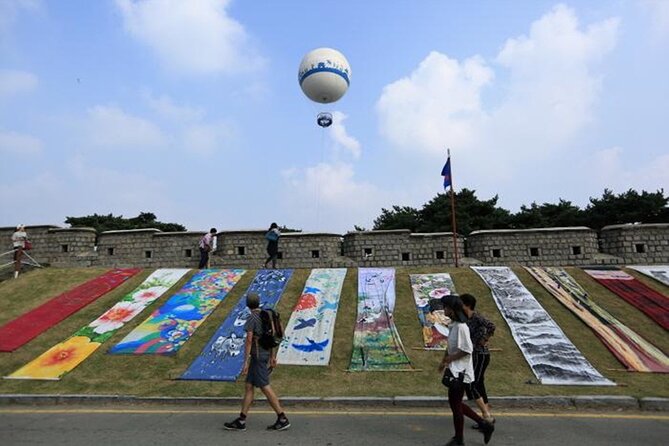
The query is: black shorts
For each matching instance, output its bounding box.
[246,352,272,388]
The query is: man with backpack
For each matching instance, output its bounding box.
[224,293,290,432]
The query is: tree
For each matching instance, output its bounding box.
[372,205,421,231]
[65,212,186,233]
[417,189,512,234]
[583,189,669,230]
[510,199,584,229]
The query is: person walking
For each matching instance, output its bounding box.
[461,293,496,426]
[198,228,217,269]
[224,293,290,432]
[11,225,28,279]
[439,295,494,446]
[263,223,280,269]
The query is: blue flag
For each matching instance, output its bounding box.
[441,158,451,190]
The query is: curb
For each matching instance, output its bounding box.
[0,394,665,411]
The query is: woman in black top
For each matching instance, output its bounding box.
[264,223,280,269]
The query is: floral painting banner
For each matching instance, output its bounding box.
[527,267,669,373]
[0,268,140,352]
[349,268,413,371]
[627,265,669,287]
[5,269,190,380]
[109,269,245,355]
[584,267,669,331]
[472,266,613,385]
[277,268,347,366]
[409,273,455,350]
[180,269,293,381]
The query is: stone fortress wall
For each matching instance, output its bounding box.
[1,223,667,268]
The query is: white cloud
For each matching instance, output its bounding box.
[115,0,263,75]
[0,69,38,97]
[377,51,493,154]
[590,147,669,193]
[643,0,669,39]
[377,4,619,166]
[84,105,167,150]
[0,0,42,35]
[0,130,43,155]
[182,121,234,155]
[330,111,361,159]
[142,91,205,122]
[280,162,388,231]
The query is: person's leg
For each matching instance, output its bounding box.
[448,384,465,443]
[14,248,22,278]
[478,354,492,419]
[241,382,255,415]
[260,385,284,416]
[271,253,277,269]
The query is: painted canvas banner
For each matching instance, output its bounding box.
[5,269,190,380]
[409,273,455,350]
[109,269,245,355]
[180,269,293,381]
[627,265,669,288]
[584,267,669,331]
[277,268,347,366]
[527,267,669,373]
[0,268,140,352]
[472,266,613,385]
[349,268,413,371]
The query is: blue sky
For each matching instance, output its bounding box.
[1,0,668,233]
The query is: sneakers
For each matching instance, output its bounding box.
[223,418,247,431]
[267,417,291,431]
[479,420,495,444]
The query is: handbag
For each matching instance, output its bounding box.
[441,368,464,388]
[24,240,32,251]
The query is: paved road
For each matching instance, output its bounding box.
[1,406,668,445]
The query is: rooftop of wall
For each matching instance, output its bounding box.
[345,229,412,236]
[409,232,460,238]
[216,230,342,237]
[48,227,97,234]
[469,226,595,236]
[601,223,669,231]
[99,228,162,235]
[0,225,61,231]
[154,231,207,237]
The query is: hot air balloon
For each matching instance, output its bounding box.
[298,48,350,127]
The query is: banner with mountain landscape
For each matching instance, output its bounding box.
[472,266,613,385]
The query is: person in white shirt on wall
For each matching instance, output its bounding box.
[11,224,28,279]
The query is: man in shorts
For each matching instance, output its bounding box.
[224,293,290,431]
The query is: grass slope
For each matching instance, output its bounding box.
[0,266,666,398]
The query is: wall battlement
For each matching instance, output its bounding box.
[1,223,667,268]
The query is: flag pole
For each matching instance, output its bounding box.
[448,148,459,267]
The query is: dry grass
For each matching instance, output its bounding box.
[0,266,667,398]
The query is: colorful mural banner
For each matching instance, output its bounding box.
[109,269,245,355]
[277,268,347,366]
[584,267,669,331]
[0,268,140,352]
[5,269,190,380]
[180,269,293,381]
[348,268,413,371]
[527,267,669,373]
[627,265,669,288]
[409,273,455,350]
[472,266,613,385]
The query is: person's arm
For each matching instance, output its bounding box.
[438,349,469,372]
[241,329,253,375]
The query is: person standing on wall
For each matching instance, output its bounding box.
[11,225,28,279]
[198,228,217,269]
[439,295,494,446]
[264,223,280,269]
[224,293,290,432]
[461,293,496,427]
[207,231,218,269]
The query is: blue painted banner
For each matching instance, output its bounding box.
[179,269,293,381]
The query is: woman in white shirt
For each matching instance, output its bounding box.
[438,295,495,446]
[11,224,27,279]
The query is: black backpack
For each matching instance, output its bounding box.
[258,309,283,350]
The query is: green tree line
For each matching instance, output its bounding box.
[370,189,669,234]
[65,212,186,233]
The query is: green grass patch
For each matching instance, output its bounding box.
[0,267,666,398]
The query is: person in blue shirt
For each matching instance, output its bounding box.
[263,223,280,269]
